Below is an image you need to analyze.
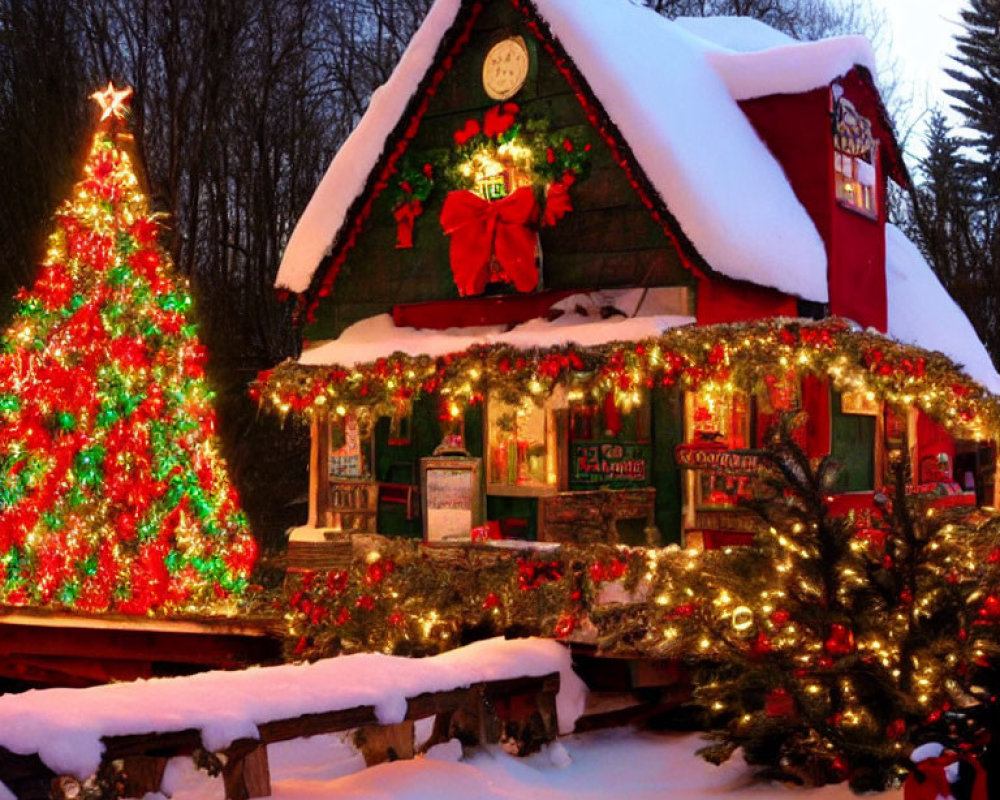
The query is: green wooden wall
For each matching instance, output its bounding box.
[304,0,693,342]
[830,390,876,492]
[651,387,685,544]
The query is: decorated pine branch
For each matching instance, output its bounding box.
[0,85,257,614]
[664,417,997,791]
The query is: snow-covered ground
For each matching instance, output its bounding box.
[148,727,903,800]
[0,636,907,799]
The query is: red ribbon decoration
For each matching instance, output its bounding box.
[542,172,575,227]
[394,200,422,249]
[439,186,539,296]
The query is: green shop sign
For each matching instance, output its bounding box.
[570,441,651,489]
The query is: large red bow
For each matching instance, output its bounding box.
[439,186,539,296]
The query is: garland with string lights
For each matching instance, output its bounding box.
[0,84,257,614]
[284,538,638,660]
[253,317,1000,441]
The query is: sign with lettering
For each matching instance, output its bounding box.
[570,442,651,489]
[674,444,765,475]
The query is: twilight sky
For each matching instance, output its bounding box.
[867,0,968,159]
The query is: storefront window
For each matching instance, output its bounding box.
[754,371,802,446]
[691,388,748,449]
[690,388,751,510]
[487,393,553,490]
[329,411,370,479]
[833,93,878,218]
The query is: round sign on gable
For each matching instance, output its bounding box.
[483,36,530,101]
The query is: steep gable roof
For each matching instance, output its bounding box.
[275,0,893,303]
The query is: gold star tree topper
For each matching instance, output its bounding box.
[90,82,133,121]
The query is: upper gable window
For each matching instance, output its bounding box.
[832,93,878,219]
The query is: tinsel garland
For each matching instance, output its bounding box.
[253,317,999,439]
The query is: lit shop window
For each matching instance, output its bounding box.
[689,388,751,510]
[833,92,878,218]
[487,393,556,491]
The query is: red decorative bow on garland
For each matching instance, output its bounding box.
[439,186,540,296]
[394,200,422,249]
[542,172,576,227]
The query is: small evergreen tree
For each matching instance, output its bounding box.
[946,0,1000,201]
[659,418,998,791]
[943,0,1000,365]
[905,111,997,360]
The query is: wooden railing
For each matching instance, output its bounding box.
[0,671,561,800]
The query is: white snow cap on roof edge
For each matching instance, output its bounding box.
[885,224,1000,394]
[704,35,877,101]
[274,0,888,300]
[275,0,464,293]
[673,16,876,100]
[672,16,797,52]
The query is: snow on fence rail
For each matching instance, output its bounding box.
[0,637,586,800]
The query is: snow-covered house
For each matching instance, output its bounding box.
[259,0,1000,551]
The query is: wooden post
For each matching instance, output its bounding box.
[535,687,559,741]
[907,408,919,488]
[222,739,271,800]
[309,411,332,528]
[873,401,886,492]
[681,392,697,538]
[120,755,168,798]
[993,442,1000,509]
[355,721,415,766]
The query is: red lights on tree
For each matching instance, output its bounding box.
[0,86,256,614]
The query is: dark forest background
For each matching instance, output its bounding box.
[0,0,997,550]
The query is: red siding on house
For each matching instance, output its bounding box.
[737,70,888,333]
[695,276,797,324]
[827,70,890,333]
[738,85,834,261]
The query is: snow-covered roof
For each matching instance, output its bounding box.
[672,16,797,52]
[300,288,695,366]
[885,224,1000,394]
[673,17,875,101]
[276,0,889,301]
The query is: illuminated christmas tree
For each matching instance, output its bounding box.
[0,84,257,614]
[645,418,998,791]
